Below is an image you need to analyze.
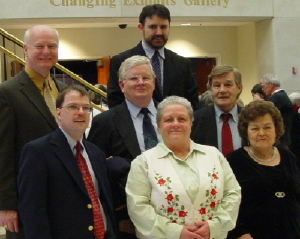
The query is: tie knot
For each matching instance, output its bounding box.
[153,50,160,58]
[222,113,231,123]
[140,108,150,115]
[75,141,82,152]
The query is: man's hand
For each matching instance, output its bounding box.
[0,210,19,232]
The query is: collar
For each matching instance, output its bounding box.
[272,89,283,95]
[59,127,84,151]
[214,104,239,123]
[25,65,50,92]
[142,40,165,59]
[156,140,206,159]
[125,99,156,119]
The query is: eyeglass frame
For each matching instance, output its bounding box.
[124,74,154,83]
[60,104,93,113]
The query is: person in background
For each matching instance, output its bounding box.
[126,96,241,239]
[227,100,300,239]
[18,84,118,239]
[107,4,199,111]
[288,92,300,160]
[251,83,266,101]
[198,90,213,109]
[191,65,243,157]
[260,74,293,148]
[88,55,161,238]
[0,25,66,239]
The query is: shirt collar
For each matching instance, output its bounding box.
[155,140,206,159]
[125,99,156,118]
[141,40,165,59]
[59,127,84,151]
[25,65,50,92]
[214,104,239,123]
[272,89,283,95]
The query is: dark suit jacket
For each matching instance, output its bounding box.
[107,41,199,110]
[0,69,66,211]
[18,128,118,239]
[269,90,293,147]
[191,104,242,148]
[88,102,141,222]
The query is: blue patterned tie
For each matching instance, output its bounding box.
[140,108,158,150]
[152,50,163,94]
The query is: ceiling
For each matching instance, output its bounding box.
[0,16,271,29]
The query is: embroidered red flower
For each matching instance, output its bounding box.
[210,189,217,196]
[179,211,186,217]
[166,194,174,201]
[209,217,212,220]
[172,220,177,223]
[158,178,166,186]
[212,173,218,179]
[167,207,174,213]
[199,208,206,215]
[210,202,216,208]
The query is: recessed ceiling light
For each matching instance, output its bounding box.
[180,23,191,26]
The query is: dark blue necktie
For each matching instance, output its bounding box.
[140,108,158,150]
[151,50,163,95]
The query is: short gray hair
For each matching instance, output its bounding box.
[156,96,194,124]
[289,92,300,105]
[118,55,155,81]
[261,74,280,87]
[24,25,59,45]
[208,65,242,87]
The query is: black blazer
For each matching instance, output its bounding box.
[107,41,199,110]
[191,104,242,148]
[18,128,118,239]
[269,90,293,147]
[0,69,66,210]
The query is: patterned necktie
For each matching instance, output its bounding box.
[221,113,234,157]
[43,78,56,117]
[151,50,163,94]
[75,142,105,239]
[140,108,158,150]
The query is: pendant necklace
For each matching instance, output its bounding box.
[249,147,276,162]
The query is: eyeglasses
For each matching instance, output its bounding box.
[124,75,153,83]
[61,104,93,113]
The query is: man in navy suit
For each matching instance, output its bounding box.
[107,4,199,111]
[88,55,161,238]
[260,74,293,148]
[191,65,243,156]
[18,85,118,239]
[0,25,66,239]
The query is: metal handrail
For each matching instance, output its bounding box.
[0,28,107,112]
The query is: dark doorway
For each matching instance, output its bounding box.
[189,58,216,94]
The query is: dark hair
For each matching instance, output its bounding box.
[56,84,90,108]
[238,100,284,146]
[251,83,265,96]
[139,4,171,26]
[90,84,107,105]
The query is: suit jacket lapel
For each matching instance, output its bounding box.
[161,49,174,98]
[51,129,89,197]
[205,106,219,148]
[113,102,141,158]
[19,70,57,130]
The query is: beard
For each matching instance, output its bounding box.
[145,35,168,49]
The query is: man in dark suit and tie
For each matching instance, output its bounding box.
[18,84,118,239]
[260,74,293,148]
[0,25,66,239]
[107,4,199,111]
[191,65,243,157]
[88,55,161,238]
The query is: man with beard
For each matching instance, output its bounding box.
[107,4,199,110]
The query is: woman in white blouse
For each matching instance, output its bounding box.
[126,96,241,239]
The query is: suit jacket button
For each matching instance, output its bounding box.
[88,225,93,231]
[87,204,92,209]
